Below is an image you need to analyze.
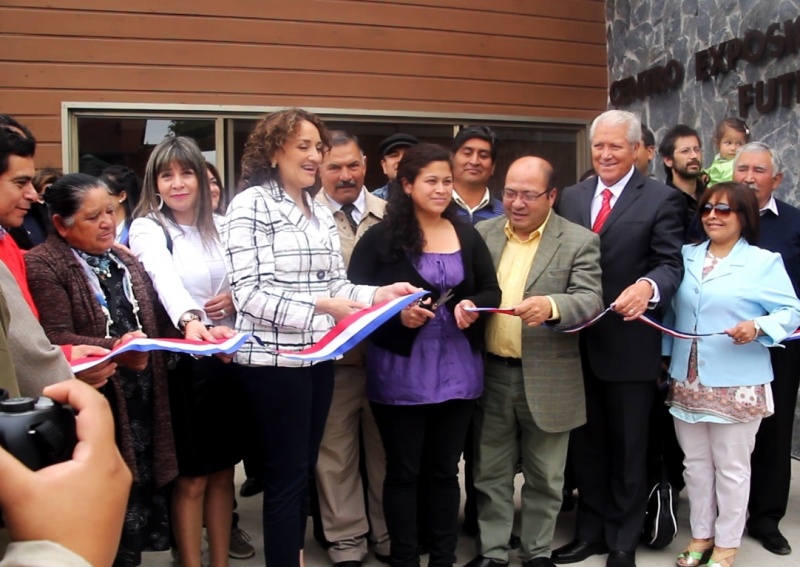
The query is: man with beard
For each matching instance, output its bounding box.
[658,125,706,242]
[314,131,390,567]
[734,142,800,557]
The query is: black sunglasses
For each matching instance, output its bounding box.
[700,203,737,218]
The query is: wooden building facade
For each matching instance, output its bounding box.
[0,0,608,192]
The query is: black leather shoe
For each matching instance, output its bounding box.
[509,533,521,549]
[333,562,362,567]
[462,556,509,567]
[552,540,608,564]
[751,530,792,555]
[374,553,391,564]
[239,477,264,497]
[522,558,556,567]
[606,550,636,567]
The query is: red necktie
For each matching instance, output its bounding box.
[592,188,613,233]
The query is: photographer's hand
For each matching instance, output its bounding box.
[0,380,132,567]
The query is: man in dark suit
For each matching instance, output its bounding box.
[734,142,800,556]
[464,157,603,567]
[553,110,685,567]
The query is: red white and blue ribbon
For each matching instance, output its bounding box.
[70,333,252,373]
[469,305,800,342]
[273,290,428,362]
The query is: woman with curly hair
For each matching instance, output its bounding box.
[348,143,501,567]
[222,108,416,567]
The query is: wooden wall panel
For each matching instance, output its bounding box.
[0,0,608,163]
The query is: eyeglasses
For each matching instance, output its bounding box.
[700,203,737,218]
[502,188,550,202]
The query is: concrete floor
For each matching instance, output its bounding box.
[141,459,800,567]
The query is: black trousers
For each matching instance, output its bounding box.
[235,362,334,567]
[748,340,800,535]
[569,358,655,553]
[371,399,475,567]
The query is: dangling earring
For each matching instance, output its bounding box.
[270,161,277,169]
[156,195,164,210]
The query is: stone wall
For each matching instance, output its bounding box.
[607,0,800,458]
[606,0,800,204]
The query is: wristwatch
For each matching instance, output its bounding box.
[178,312,201,334]
[752,319,761,337]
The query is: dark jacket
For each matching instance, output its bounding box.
[25,234,178,487]
[558,168,685,382]
[348,219,501,356]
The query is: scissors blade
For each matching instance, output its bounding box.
[432,288,454,310]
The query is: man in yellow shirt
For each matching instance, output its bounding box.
[466,157,603,567]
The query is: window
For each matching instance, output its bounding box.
[68,106,587,204]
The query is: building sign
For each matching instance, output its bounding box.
[609,61,684,106]
[610,16,800,118]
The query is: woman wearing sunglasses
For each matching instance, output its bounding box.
[663,182,800,567]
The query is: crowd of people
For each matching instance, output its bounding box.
[0,106,798,567]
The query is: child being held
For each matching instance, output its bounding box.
[704,117,750,187]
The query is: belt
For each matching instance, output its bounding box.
[487,353,522,367]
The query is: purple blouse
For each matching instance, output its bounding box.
[366,251,484,405]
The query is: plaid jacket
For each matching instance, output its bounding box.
[222,181,376,367]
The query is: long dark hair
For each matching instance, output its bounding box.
[99,165,141,220]
[696,181,759,245]
[385,143,458,260]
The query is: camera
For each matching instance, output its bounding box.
[0,392,77,470]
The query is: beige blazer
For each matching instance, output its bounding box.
[316,187,386,266]
[316,187,386,366]
[476,213,603,433]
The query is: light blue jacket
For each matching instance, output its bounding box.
[664,238,800,387]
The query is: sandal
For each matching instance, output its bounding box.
[676,538,714,567]
[707,546,737,567]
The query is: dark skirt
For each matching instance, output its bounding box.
[102,368,171,567]
[168,354,243,477]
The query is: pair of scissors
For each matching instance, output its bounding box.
[419,288,454,311]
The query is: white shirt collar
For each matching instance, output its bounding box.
[452,187,491,214]
[760,195,779,216]
[594,165,636,200]
[323,186,367,213]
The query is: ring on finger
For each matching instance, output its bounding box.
[220,308,227,317]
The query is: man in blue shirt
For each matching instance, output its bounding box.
[451,126,504,225]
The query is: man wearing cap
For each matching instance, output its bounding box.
[372,133,418,200]
[451,126,504,225]
[315,130,390,567]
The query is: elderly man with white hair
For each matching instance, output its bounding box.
[734,141,800,557]
[553,110,685,567]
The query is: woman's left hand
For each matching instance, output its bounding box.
[111,331,149,371]
[205,293,235,321]
[373,282,423,305]
[725,320,759,345]
[455,300,478,330]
